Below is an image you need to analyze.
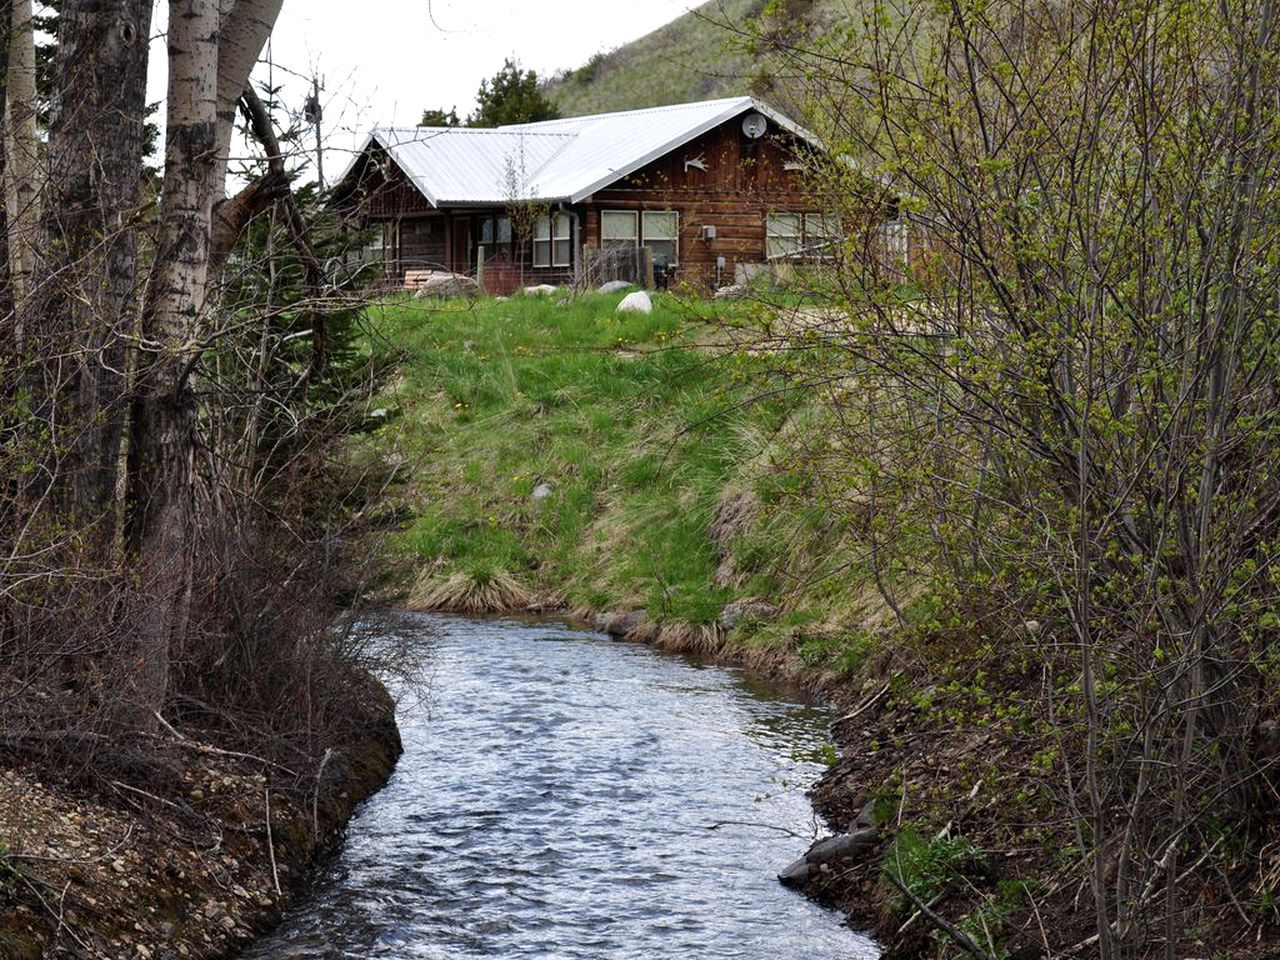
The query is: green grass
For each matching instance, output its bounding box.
[368,287,911,652]
[370,290,775,624]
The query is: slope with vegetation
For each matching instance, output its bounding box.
[389,0,1280,954]
[370,290,897,663]
[544,0,855,116]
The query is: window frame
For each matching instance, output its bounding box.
[766,211,841,259]
[601,209,680,265]
[766,212,803,259]
[641,210,679,266]
[533,213,573,269]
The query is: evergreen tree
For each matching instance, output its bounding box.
[467,58,559,128]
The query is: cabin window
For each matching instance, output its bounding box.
[805,214,841,255]
[480,215,513,246]
[362,221,392,262]
[641,211,679,265]
[602,211,638,249]
[766,213,803,258]
[767,212,841,258]
[602,210,679,265]
[534,213,573,268]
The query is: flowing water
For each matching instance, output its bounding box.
[241,613,880,959]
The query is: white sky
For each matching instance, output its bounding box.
[145,0,696,186]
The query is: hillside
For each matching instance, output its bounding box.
[545,0,859,117]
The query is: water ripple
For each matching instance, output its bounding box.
[240,614,879,959]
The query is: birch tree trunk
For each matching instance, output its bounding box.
[211,0,283,192]
[41,0,153,520]
[127,0,222,719]
[4,0,37,316]
[127,0,282,720]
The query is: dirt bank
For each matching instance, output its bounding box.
[0,679,401,960]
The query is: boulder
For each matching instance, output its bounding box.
[599,280,634,294]
[718,599,777,632]
[617,290,653,314]
[604,610,649,638]
[523,284,559,296]
[777,827,880,889]
[414,272,478,298]
[714,284,747,301]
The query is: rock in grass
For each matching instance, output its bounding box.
[531,482,554,501]
[599,280,634,294]
[523,284,558,296]
[714,284,747,300]
[414,273,478,298]
[617,290,652,314]
[718,600,776,632]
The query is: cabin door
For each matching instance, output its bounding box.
[451,219,472,274]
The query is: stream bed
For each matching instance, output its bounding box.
[241,613,879,959]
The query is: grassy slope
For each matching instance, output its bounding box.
[368,293,1266,957]
[545,0,857,117]
[368,291,893,671]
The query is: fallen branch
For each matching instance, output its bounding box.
[150,711,298,776]
[706,820,808,838]
[883,869,997,960]
[312,746,333,839]
[265,788,282,897]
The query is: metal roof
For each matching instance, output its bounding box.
[346,96,817,207]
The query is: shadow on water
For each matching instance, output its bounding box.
[240,613,880,959]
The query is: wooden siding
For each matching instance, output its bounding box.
[586,121,830,288]
[334,114,909,291]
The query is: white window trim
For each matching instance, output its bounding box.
[602,209,680,265]
[601,210,639,245]
[767,211,840,260]
[641,210,679,266]
[533,213,573,268]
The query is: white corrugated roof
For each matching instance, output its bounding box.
[348,97,815,207]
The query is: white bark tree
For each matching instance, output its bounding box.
[4,0,38,314]
[128,0,283,718]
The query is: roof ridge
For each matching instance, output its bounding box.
[376,127,574,138]
[505,95,754,130]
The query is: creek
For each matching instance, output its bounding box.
[240,613,879,959]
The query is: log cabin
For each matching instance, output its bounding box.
[331,96,909,294]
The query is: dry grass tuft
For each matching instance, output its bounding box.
[654,620,725,655]
[410,568,535,614]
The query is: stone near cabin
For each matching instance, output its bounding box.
[414,272,479,298]
[616,290,653,314]
[598,280,634,294]
[714,284,747,301]
[523,284,559,296]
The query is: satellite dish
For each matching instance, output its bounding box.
[741,112,768,140]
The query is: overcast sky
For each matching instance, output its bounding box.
[146,0,697,185]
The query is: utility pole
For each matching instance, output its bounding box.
[304,73,324,188]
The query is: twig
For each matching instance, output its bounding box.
[19,874,91,953]
[706,820,808,838]
[831,679,893,731]
[150,711,298,776]
[111,779,184,812]
[882,869,997,960]
[896,890,947,936]
[312,747,333,839]
[265,788,282,897]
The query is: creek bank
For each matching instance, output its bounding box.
[0,677,401,960]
